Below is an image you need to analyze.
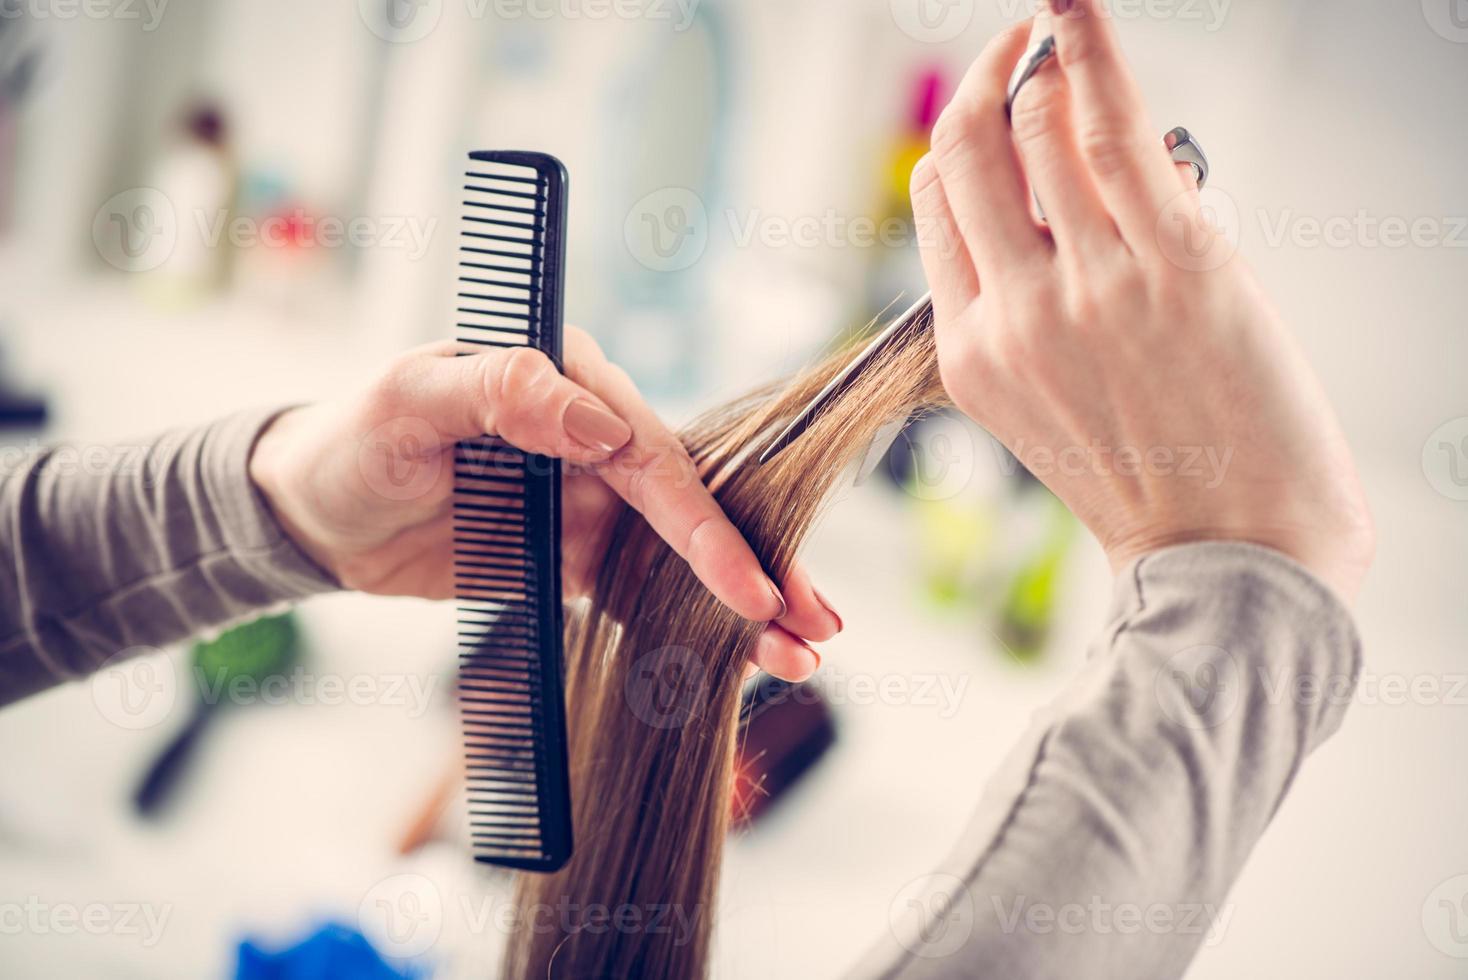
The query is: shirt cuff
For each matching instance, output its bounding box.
[1112,540,1362,753]
[201,407,342,601]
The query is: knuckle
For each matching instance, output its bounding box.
[617,447,653,512]
[365,351,426,413]
[982,20,1033,71]
[1004,273,1058,319]
[929,105,977,166]
[1064,289,1102,329]
[930,97,1004,183]
[1087,267,1142,323]
[1007,83,1064,149]
[1054,29,1103,71]
[682,514,717,564]
[909,154,942,203]
[1054,267,1107,326]
[492,346,555,406]
[999,288,1059,342]
[383,348,427,383]
[988,324,1033,375]
[1078,121,1146,180]
[411,338,458,359]
[1144,271,1193,324]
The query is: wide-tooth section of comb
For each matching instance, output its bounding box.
[454,151,572,873]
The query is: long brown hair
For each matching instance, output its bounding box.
[504,311,946,978]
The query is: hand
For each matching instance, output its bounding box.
[247,329,841,680]
[911,3,1373,601]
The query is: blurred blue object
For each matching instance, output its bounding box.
[234,923,427,980]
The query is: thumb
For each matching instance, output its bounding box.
[375,341,634,463]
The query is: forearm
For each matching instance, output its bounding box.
[0,409,338,707]
[857,542,1361,979]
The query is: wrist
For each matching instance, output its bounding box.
[1105,523,1373,606]
[248,406,340,579]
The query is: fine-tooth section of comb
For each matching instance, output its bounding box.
[454,150,572,873]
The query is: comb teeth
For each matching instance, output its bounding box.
[454,152,573,873]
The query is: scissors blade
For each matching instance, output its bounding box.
[757,293,933,466]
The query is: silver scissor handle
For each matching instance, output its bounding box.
[1007,35,1208,221]
[1005,34,1058,118]
[1164,126,1209,188]
[759,36,1210,467]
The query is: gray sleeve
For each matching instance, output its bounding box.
[859,542,1361,980]
[0,409,339,707]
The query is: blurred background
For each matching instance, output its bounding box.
[0,0,1464,977]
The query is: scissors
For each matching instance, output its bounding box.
[758,35,1209,466]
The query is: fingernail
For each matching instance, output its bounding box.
[813,586,844,632]
[1048,0,1075,14]
[564,399,632,453]
[767,580,788,621]
[802,643,822,677]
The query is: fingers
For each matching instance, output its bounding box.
[750,624,820,683]
[928,20,1049,278]
[385,341,634,464]
[1046,0,1193,249]
[562,330,788,624]
[775,562,843,643]
[384,336,841,633]
[1007,12,1120,258]
[910,153,980,326]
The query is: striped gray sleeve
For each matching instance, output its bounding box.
[0,409,338,707]
[856,542,1361,980]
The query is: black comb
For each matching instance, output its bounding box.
[453,150,573,873]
